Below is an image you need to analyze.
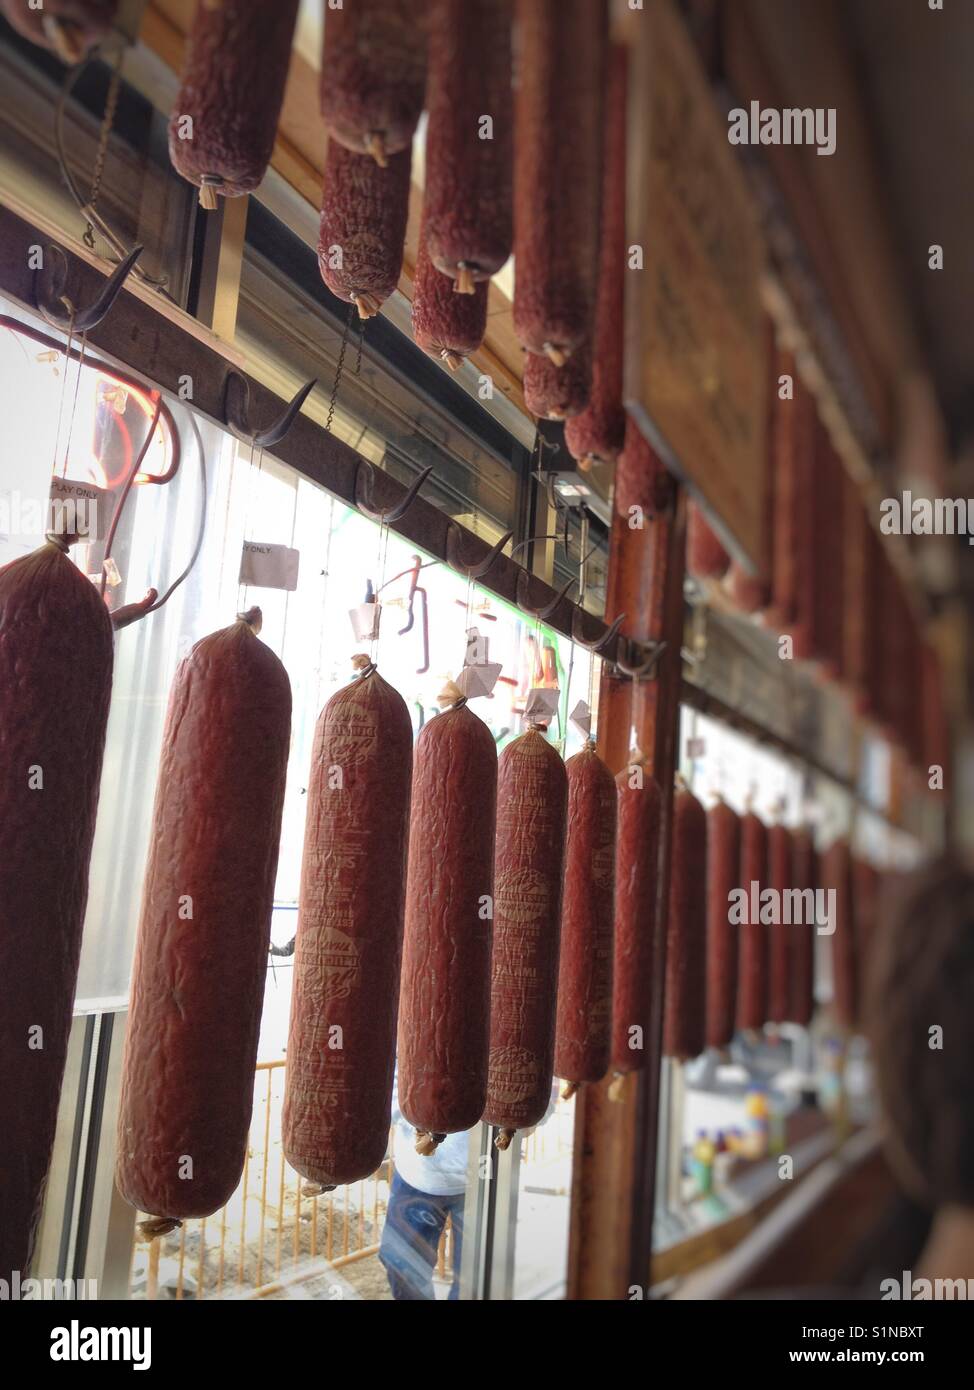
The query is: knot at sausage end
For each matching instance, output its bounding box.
[137,1217,182,1241]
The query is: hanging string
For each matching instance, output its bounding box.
[49,308,77,482]
[237,435,263,614]
[280,473,301,658]
[370,519,390,667]
[61,329,89,479]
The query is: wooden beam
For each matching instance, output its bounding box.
[567,419,687,1298]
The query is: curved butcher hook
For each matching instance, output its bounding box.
[515,569,574,622]
[35,243,143,333]
[571,608,626,655]
[223,371,317,448]
[353,461,432,524]
[445,524,513,579]
[614,636,668,680]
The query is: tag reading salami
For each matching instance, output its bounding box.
[238,541,300,591]
[523,686,560,724]
[48,478,108,543]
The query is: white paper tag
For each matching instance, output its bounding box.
[349,601,381,642]
[569,700,592,738]
[48,478,108,543]
[456,662,503,699]
[524,686,560,724]
[238,541,300,591]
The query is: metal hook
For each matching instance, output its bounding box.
[446,525,513,579]
[614,637,668,680]
[353,461,432,524]
[35,243,142,333]
[515,570,574,622]
[224,371,317,448]
[571,609,626,655]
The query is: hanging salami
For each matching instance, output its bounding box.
[483,728,567,1146]
[554,744,616,1095]
[424,0,513,289]
[0,540,113,1280]
[116,610,291,1223]
[168,1,300,208]
[397,696,498,1152]
[663,783,707,1061]
[283,660,412,1189]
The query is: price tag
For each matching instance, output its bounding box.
[238,541,300,591]
[524,686,560,725]
[569,700,592,738]
[349,602,380,642]
[456,662,503,699]
[48,478,108,543]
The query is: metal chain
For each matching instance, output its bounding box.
[84,47,123,249]
[325,304,355,434]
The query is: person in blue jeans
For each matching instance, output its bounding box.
[380,1074,468,1300]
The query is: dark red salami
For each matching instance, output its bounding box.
[767,822,793,1024]
[523,344,592,420]
[412,213,488,368]
[483,728,567,1145]
[554,744,616,1095]
[282,661,412,1188]
[318,138,412,318]
[513,0,606,362]
[116,611,291,1221]
[663,784,707,1061]
[736,808,769,1032]
[398,698,497,1152]
[787,828,816,1026]
[822,837,857,1031]
[320,0,427,164]
[563,42,627,468]
[0,541,113,1280]
[705,798,741,1049]
[168,1,300,207]
[424,0,513,288]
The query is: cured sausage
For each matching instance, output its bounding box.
[168,1,300,208]
[787,828,816,1026]
[821,836,856,1031]
[398,697,497,1152]
[765,350,800,630]
[853,858,880,982]
[663,783,707,1061]
[483,728,567,1146]
[320,0,426,165]
[116,609,291,1222]
[411,214,488,369]
[766,822,793,1024]
[705,798,740,1049]
[523,344,591,421]
[553,744,615,1096]
[318,138,412,319]
[0,540,113,1280]
[282,659,412,1189]
[686,500,731,582]
[610,762,662,1080]
[424,0,513,289]
[735,808,769,1032]
[513,0,606,363]
[1,0,115,62]
[563,43,627,469]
